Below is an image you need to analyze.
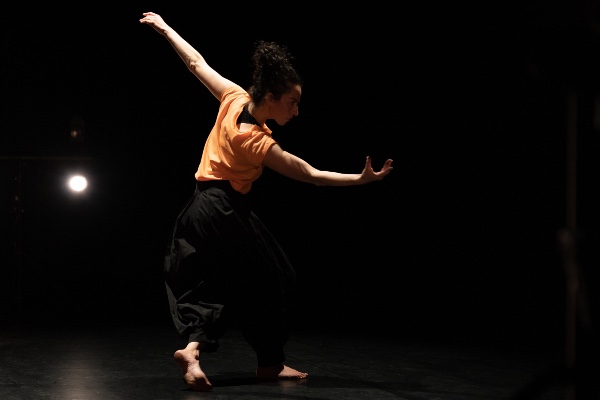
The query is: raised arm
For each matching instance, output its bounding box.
[263,144,394,186]
[139,12,234,100]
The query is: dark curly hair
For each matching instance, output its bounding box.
[248,40,302,105]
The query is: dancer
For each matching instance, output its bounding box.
[140,11,394,391]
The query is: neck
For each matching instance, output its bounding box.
[247,102,266,125]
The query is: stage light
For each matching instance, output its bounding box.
[67,174,88,193]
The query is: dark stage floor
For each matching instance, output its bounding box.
[1,322,596,400]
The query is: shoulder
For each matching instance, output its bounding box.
[221,84,249,102]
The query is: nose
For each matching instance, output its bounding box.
[293,105,299,117]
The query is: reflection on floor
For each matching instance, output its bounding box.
[1,321,597,400]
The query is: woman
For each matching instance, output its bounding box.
[140,11,394,392]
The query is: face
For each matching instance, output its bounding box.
[269,84,301,126]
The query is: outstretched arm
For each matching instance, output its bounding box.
[139,12,234,100]
[263,144,394,186]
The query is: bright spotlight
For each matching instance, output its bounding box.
[68,175,88,193]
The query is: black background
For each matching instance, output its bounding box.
[2,1,600,353]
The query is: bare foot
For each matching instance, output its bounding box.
[256,364,308,381]
[174,349,212,391]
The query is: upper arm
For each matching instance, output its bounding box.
[263,144,319,184]
[189,59,236,100]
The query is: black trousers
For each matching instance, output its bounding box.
[164,180,296,367]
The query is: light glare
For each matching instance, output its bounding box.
[68,175,88,192]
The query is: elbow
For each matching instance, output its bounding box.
[305,170,327,186]
[187,59,199,72]
[187,58,205,73]
[307,174,332,186]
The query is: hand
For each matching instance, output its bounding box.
[360,156,394,183]
[139,12,170,34]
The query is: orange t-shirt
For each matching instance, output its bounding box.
[195,85,277,194]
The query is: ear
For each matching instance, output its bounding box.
[265,92,276,105]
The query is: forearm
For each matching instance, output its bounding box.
[160,27,207,74]
[141,12,231,99]
[264,146,375,186]
[308,170,364,186]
